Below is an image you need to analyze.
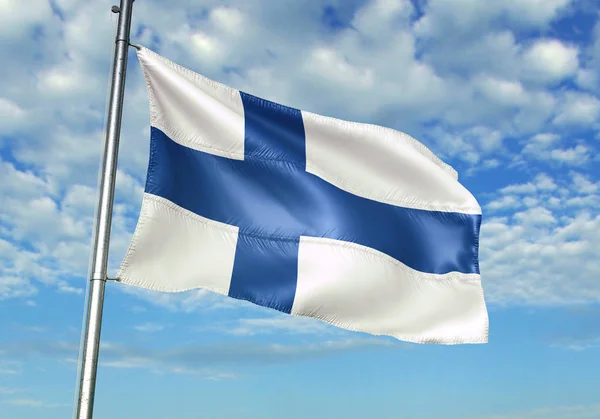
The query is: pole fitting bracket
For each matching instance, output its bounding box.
[90,274,119,282]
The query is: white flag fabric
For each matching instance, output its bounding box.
[118,46,488,344]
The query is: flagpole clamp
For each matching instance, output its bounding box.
[89,273,118,282]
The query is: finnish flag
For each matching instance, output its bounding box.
[118,47,488,344]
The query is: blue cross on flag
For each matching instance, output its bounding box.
[118,47,488,344]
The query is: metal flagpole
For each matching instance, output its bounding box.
[74,1,135,418]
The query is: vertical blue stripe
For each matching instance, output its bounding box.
[227,93,306,313]
[229,235,300,314]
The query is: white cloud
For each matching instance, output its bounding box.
[190,31,223,61]
[226,316,334,336]
[502,0,571,26]
[0,97,26,130]
[549,145,591,164]
[571,172,599,194]
[431,125,505,165]
[134,323,166,333]
[0,0,54,38]
[415,0,571,40]
[481,159,501,169]
[419,29,521,78]
[513,207,557,225]
[576,68,598,90]
[580,20,600,92]
[487,195,521,211]
[481,172,600,306]
[534,173,558,191]
[553,91,600,125]
[304,46,374,90]
[500,182,537,195]
[0,159,137,297]
[208,6,245,35]
[521,39,579,83]
[0,160,54,199]
[5,398,69,408]
[475,76,527,106]
[552,334,600,351]
[119,286,242,313]
[0,237,84,300]
[520,132,593,166]
[99,355,238,380]
[0,336,396,377]
[0,276,37,300]
[531,132,560,145]
[37,66,76,92]
[351,0,413,38]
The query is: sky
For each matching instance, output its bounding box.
[0,0,599,418]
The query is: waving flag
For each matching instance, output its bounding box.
[118,47,488,344]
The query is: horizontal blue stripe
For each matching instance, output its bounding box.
[144,92,481,312]
[145,136,481,275]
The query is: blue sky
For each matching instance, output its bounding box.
[1,0,599,418]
